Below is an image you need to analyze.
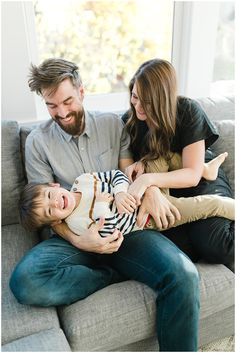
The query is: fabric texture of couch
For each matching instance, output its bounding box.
[1,95,235,351]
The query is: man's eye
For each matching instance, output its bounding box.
[48,192,51,199]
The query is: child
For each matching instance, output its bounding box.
[19,153,234,236]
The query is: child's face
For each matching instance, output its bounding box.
[37,185,76,224]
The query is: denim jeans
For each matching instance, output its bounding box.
[10,230,199,351]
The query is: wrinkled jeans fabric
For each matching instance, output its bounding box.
[10,230,199,351]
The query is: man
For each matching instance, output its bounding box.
[10,58,199,351]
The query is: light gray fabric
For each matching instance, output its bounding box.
[25,111,131,189]
[111,336,158,351]
[1,328,71,352]
[196,96,235,121]
[58,263,234,352]
[2,224,60,345]
[196,263,235,317]
[58,280,156,351]
[1,121,26,225]
[211,120,235,193]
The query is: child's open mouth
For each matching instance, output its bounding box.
[62,196,68,209]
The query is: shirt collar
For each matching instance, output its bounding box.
[54,110,92,142]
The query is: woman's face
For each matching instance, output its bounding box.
[130,82,147,121]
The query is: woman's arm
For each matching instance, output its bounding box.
[128,140,205,204]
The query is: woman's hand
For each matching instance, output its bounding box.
[128,174,152,205]
[52,219,124,254]
[136,186,181,229]
[115,192,137,214]
[125,161,145,182]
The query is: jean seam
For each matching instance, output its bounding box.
[55,252,83,268]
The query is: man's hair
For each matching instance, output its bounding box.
[19,183,52,231]
[28,58,82,95]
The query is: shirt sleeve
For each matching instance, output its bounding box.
[119,119,133,160]
[25,131,55,183]
[96,170,130,194]
[172,98,219,152]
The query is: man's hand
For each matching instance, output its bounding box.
[53,219,124,254]
[137,186,181,229]
[115,192,137,214]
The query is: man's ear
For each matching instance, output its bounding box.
[51,219,62,226]
[79,85,85,100]
[49,183,60,188]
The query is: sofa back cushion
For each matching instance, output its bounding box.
[2,121,26,226]
[196,96,235,194]
[196,96,235,121]
[211,120,235,194]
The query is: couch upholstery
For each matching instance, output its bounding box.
[1,96,235,351]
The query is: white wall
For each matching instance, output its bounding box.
[1,1,39,121]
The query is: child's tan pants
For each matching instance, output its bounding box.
[145,155,235,231]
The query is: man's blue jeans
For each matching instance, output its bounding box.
[10,230,199,351]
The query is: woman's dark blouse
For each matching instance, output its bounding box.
[121,96,219,161]
[122,96,232,200]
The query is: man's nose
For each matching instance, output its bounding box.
[57,106,68,118]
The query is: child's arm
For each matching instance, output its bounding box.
[94,193,114,219]
[96,170,137,214]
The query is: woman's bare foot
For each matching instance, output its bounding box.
[203,152,228,180]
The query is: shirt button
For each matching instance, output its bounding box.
[81,147,84,151]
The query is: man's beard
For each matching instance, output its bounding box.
[54,108,85,136]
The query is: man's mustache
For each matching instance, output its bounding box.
[55,112,77,120]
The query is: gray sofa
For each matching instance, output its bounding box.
[2,96,235,351]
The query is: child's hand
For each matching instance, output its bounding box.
[115,192,137,215]
[96,192,113,203]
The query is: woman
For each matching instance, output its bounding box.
[122,58,234,266]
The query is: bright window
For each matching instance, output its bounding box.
[33,0,174,95]
[211,2,235,96]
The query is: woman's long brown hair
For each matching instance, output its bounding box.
[126,59,177,164]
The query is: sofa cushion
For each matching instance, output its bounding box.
[2,121,26,226]
[196,96,235,121]
[211,120,235,194]
[58,263,234,351]
[58,280,157,351]
[1,328,71,352]
[2,224,60,345]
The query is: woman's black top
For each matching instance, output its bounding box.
[121,96,219,162]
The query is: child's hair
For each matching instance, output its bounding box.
[19,183,51,231]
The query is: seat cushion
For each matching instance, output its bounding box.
[58,263,234,351]
[2,224,60,345]
[1,328,71,352]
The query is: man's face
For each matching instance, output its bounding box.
[42,78,85,136]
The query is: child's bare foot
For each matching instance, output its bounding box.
[203,152,228,180]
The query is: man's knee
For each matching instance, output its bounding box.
[9,262,34,305]
[164,252,199,298]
